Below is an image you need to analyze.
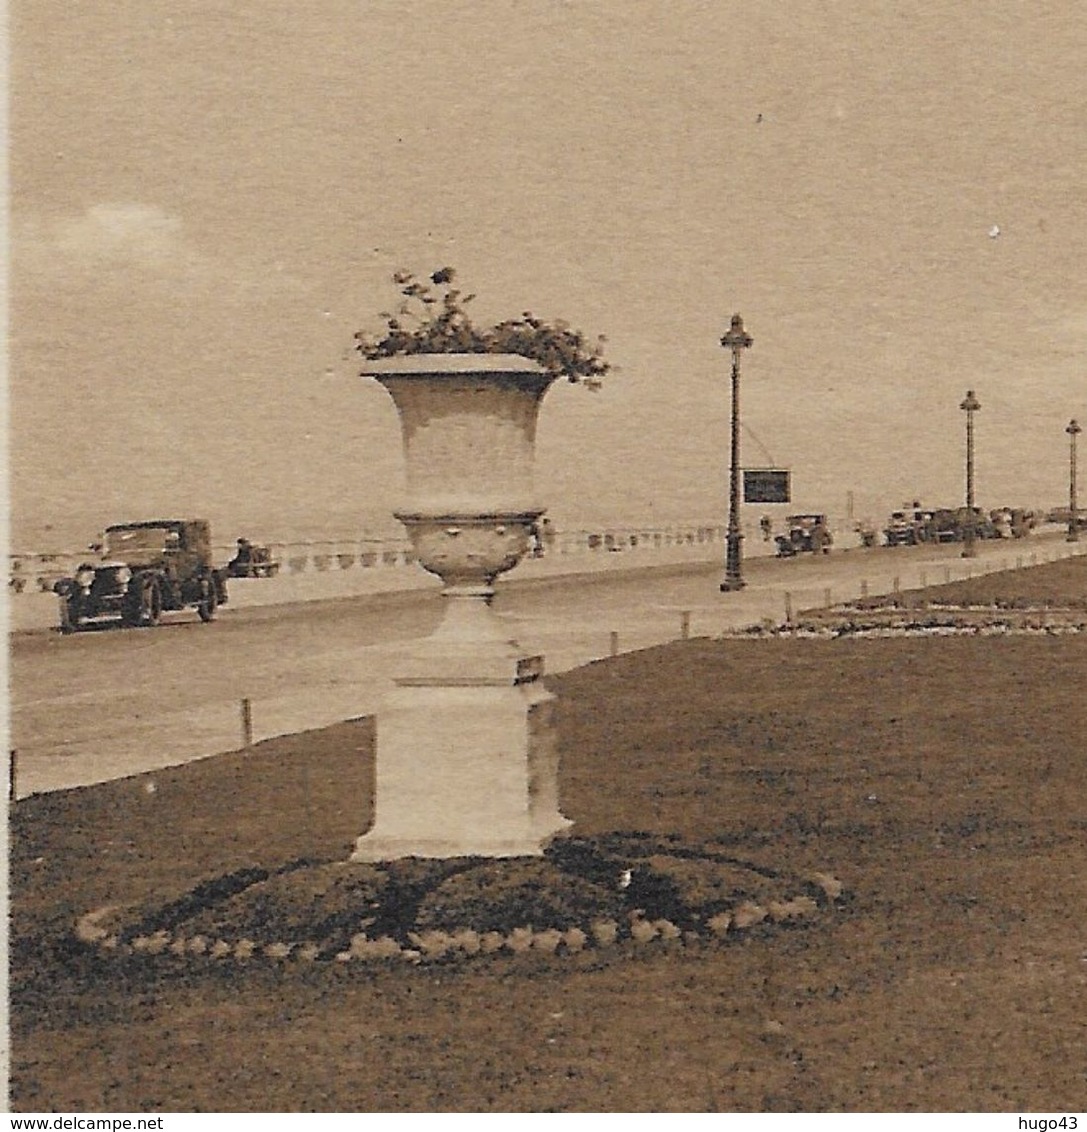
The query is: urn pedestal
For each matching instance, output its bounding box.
[351,355,573,860]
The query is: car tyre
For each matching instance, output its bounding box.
[59,594,81,634]
[126,576,162,627]
[144,578,163,626]
[197,575,219,622]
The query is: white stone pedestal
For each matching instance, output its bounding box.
[351,669,569,860]
[352,595,571,860]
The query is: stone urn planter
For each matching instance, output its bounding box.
[352,354,572,860]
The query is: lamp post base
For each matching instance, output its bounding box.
[720,532,745,591]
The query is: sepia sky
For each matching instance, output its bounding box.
[8,0,1087,548]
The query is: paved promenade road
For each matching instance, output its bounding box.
[9,530,1082,797]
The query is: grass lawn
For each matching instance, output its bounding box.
[8,560,1087,1112]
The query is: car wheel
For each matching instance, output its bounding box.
[146,579,163,625]
[198,576,219,622]
[59,595,81,634]
[127,576,162,627]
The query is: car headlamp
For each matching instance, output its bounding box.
[76,567,96,588]
[114,566,132,586]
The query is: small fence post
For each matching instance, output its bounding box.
[241,698,253,748]
[680,610,691,640]
[892,575,901,594]
[860,579,869,599]
[919,570,927,589]
[823,587,832,609]
[944,566,952,583]
[9,749,16,803]
[609,631,619,657]
[784,592,793,623]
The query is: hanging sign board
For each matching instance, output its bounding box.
[743,468,791,504]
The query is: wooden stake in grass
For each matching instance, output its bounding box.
[8,749,15,803]
[860,579,869,599]
[944,566,952,583]
[241,698,253,748]
[893,575,901,594]
[823,587,832,609]
[609,631,619,657]
[680,610,691,640]
[784,592,793,623]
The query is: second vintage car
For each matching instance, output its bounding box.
[775,514,833,557]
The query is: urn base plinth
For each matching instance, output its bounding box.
[351,680,572,862]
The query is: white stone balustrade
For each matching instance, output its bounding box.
[7,521,745,592]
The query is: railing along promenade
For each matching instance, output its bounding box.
[9,521,787,633]
[7,523,735,593]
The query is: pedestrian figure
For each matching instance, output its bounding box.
[528,521,544,559]
[540,517,556,555]
[230,537,254,577]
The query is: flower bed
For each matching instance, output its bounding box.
[741,557,1087,638]
[740,611,1087,639]
[76,832,844,967]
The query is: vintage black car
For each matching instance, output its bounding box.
[52,519,228,632]
[775,514,833,557]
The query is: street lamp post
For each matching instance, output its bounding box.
[1067,418,1082,543]
[960,389,981,558]
[720,313,754,592]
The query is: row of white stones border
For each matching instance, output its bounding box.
[76,874,844,967]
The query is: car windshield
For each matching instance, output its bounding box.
[105,527,176,555]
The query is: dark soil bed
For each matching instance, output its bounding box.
[82,833,837,961]
[9,559,1087,1111]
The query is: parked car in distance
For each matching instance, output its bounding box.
[52,519,228,633]
[775,514,833,557]
[955,506,997,541]
[922,508,963,544]
[884,508,927,547]
[988,508,1035,538]
[884,504,1002,546]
